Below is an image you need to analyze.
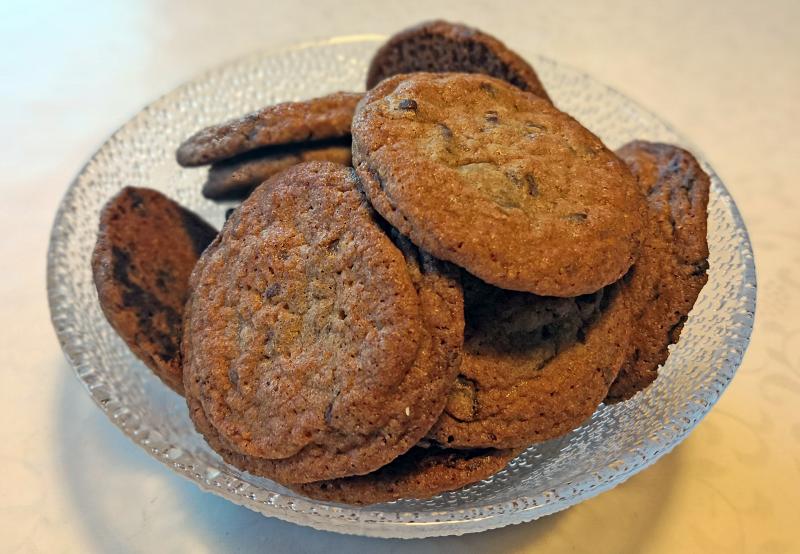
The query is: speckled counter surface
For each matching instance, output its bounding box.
[1,1,798,552]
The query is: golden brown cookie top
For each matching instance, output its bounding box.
[367,20,551,102]
[354,72,645,297]
[91,187,217,394]
[176,91,363,166]
[183,161,464,483]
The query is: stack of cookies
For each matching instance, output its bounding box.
[91,21,710,505]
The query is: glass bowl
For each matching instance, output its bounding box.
[46,37,756,538]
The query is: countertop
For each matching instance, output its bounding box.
[1,0,798,552]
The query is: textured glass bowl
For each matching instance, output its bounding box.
[47,37,755,538]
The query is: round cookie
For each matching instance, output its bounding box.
[605,141,710,402]
[176,92,363,167]
[366,20,551,102]
[203,139,351,200]
[183,161,464,483]
[292,445,520,505]
[427,272,632,449]
[352,72,645,297]
[91,186,217,394]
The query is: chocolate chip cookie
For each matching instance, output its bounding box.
[176,92,363,167]
[367,20,551,102]
[427,272,631,449]
[353,72,645,297]
[203,139,352,199]
[605,141,710,402]
[91,187,217,394]
[183,162,464,483]
[292,445,519,505]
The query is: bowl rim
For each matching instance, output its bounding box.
[46,36,757,539]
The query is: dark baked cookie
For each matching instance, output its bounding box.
[91,187,217,394]
[367,20,551,102]
[203,139,352,200]
[183,162,464,483]
[176,92,363,167]
[292,445,519,505]
[427,273,631,449]
[353,72,645,296]
[605,141,710,402]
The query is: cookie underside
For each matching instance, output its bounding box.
[91,186,217,394]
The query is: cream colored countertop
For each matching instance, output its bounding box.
[2,1,798,552]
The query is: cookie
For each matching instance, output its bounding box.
[605,141,710,402]
[183,162,464,483]
[203,139,351,200]
[176,92,363,167]
[91,187,217,394]
[292,445,519,505]
[366,20,551,102]
[427,272,631,449]
[353,72,645,296]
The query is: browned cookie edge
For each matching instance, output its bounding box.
[291,446,520,505]
[203,139,352,200]
[605,141,710,402]
[176,92,362,167]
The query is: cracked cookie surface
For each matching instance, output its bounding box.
[366,20,551,102]
[605,141,710,401]
[176,92,362,167]
[353,73,645,296]
[183,162,464,483]
[92,186,217,394]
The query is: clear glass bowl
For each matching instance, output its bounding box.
[46,37,756,538]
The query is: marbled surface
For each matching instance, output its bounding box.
[1,0,798,552]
